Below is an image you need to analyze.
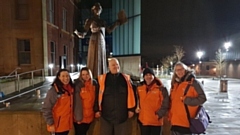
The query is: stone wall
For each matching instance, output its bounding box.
[0,110,173,135]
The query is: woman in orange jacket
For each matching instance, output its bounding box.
[42,69,74,135]
[73,67,99,135]
[169,62,207,135]
[136,68,169,135]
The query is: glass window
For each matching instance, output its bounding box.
[50,41,55,64]
[63,8,67,30]
[49,0,54,24]
[64,45,68,55]
[206,65,210,70]
[15,0,29,20]
[17,39,31,64]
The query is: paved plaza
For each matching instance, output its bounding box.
[0,74,240,135]
[161,77,240,135]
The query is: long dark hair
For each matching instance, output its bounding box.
[51,69,74,92]
[78,67,93,84]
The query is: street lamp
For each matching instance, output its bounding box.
[77,64,80,72]
[170,61,173,72]
[49,64,54,76]
[70,64,74,73]
[224,42,231,51]
[196,51,204,76]
[224,42,231,77]
[197,51,203,63]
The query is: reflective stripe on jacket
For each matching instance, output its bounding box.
[98,73,135,110]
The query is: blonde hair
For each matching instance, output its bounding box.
[171,61,190,88]
[78,67,93,84]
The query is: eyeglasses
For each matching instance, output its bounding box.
[175,68,184,72]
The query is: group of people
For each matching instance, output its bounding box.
[42,58,207,135]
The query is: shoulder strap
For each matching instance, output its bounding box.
[183,84,191,96]
[159,86,167,92]
[183,84,192,124]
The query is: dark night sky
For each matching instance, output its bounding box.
[141,0,240,64]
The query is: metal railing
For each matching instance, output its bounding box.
[16,69,45,91]
[7,67,21,77]
[0,71,80,104]
[0,69,45,93]
[0,84,50,104]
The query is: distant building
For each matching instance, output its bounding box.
[0,0,80,75]
[194,59,240,79]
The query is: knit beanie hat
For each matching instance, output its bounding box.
[143,68,155,77]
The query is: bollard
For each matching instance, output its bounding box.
[36,90,41,98]
[5,102,10,107]
[36,89,40,95]
[220,80,228,92]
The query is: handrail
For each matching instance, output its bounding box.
[0,82,51,104]
[7,67,21,77]
[18,69,43,76]
[0,72,79,104]
[0,69,45,92]
[0,75,16,80]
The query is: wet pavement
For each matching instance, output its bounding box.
[0,74,240,134]
[161,77,240,135]
[199,78,240,135]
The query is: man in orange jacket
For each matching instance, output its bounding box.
[95,58,136,135]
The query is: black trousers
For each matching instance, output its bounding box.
[73,122,91,135]
[54,131,69,135]
[139,122,162,135]
[171,131,193,135]
[99,117,130,135]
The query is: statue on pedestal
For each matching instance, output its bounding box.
[74,3,127,78]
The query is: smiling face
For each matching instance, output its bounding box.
[144,73,154,85]
[81,70,91,81]
[108,58,120,74]
[58,71,70,85]
[175,65,186,79]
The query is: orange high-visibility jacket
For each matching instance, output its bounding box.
[78,81,96,123]
[98,73,135,110]
[43,84,74,133]
[169,80,206,128]
[137,78,168,126]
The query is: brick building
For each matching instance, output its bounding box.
[0,0,80,76]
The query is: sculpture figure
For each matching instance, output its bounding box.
[75,3,127,78]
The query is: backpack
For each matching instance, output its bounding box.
[184,84,211,134]
[188,105,211,134]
